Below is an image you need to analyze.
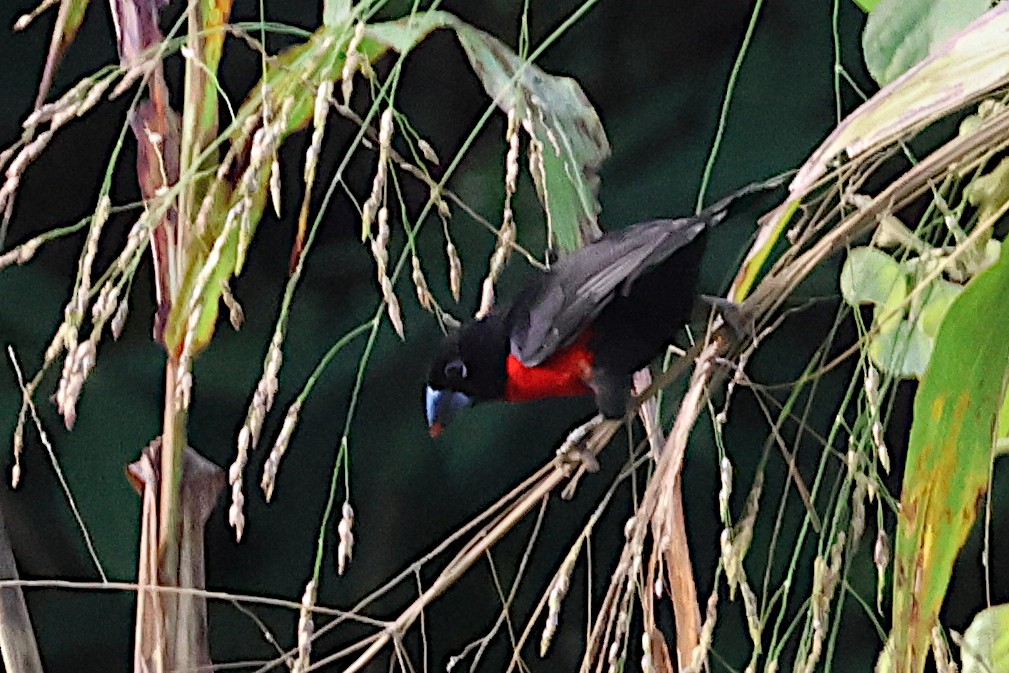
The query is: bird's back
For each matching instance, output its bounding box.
[589,222,708,376]
[508,216,710,369]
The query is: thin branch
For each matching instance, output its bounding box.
[7,346,107,581]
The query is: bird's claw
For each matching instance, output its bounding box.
[556,441,600,475]
[554,415,604,480]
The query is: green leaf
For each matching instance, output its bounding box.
[175,0,235,353]
[917,278,961,336]
[744,5,1009,304]
[868,318,931,379]
[962,604,1009,673]
[728,198,800,301]
[167,9,611,355]
[451,22,610,250]
[891,238,1009,673]
[863,0,990,86]
[356,12,611,251]
[853,0,881,11]
[839,246,923,377]
[362,11,453,53]
[837,246,989,379]
[165,18,374,354]
[997,387,1009,455]
[179,0,234,227]
[840,246,907,306]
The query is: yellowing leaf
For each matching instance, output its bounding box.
[917,279,961,336]
[890,236,1009,673]
[728,199,799,302]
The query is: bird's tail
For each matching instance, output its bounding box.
[700,169,794,225]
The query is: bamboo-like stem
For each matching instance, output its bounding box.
[158,0,201,598]
[175,3,201,270]
[155,357,189,673]
[159,359,188,596]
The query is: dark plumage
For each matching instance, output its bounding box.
[425,174,786,434]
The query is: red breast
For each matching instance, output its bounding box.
[503,330,595,402]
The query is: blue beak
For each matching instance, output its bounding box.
[426,387,472,437]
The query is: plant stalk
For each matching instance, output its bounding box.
[159,358,188,584]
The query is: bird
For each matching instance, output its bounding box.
[425,174,787,438]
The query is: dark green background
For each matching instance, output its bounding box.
[1,1,1004,671]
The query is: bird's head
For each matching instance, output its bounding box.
[425,317,509,437]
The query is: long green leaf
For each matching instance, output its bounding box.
[891,244,1009,673]
[179,0,234,196]
[370,12,610,249]
[451,21,610,249]
[798,3,1009,194]
[164,18,374,354]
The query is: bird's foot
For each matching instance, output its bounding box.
[556,443,599,475]
[556,416,603,474]
[555,417,604,499]
[700,295,754,342]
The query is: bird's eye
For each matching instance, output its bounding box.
[444,359,468,380]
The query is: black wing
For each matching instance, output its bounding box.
[507,216,707,367]
[506,172,792,367]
